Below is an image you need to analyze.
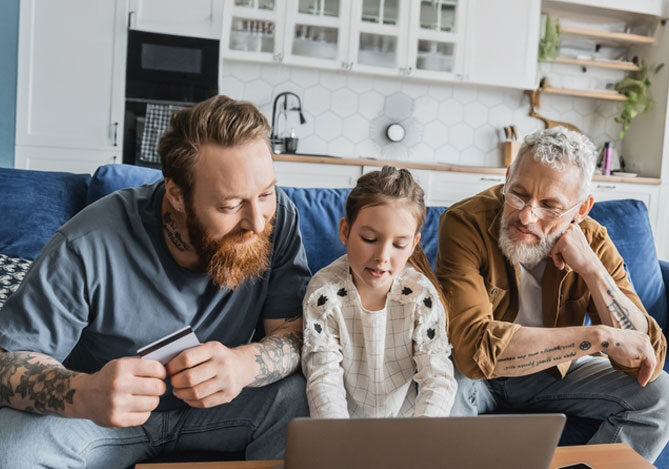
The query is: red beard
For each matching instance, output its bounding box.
[186,204,274,290]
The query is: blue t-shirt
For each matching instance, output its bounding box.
[0,180,311,409]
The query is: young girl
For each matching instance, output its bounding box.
[302,166,457,418]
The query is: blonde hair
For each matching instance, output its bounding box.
[345,166,447,312]
[157,94,271,199]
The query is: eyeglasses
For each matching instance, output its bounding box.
[502,187,582,222]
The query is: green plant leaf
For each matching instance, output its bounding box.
[539,15,560,60]
[614,59,663,141]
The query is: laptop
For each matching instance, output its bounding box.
[284,414,566,469]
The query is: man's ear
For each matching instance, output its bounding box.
[164,178,186,214]
[338,218,350,245]
[574,194,594,223]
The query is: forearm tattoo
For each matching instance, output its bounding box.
[250,330,303,387]
[499,342,577,372]
[0,352,77,414]
[604,276,637,330]
[162,211,189,251]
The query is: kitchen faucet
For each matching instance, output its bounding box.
[270,91,306,153]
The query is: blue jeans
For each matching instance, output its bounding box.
[0,373,307,468]
[450,356,669,462]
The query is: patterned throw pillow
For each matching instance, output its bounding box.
[0,254,33,308]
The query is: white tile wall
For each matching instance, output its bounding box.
[221,59,626,168]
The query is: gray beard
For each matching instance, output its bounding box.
[498,216,563,268]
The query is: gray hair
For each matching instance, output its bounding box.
[509,126,597,197]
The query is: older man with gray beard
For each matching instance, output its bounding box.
[436,127,669,462]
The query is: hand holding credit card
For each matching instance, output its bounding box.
[137,326,200,365]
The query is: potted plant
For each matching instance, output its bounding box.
[538,14,560,61]
[615,61,664,139]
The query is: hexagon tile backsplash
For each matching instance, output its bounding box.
[221,60,622,168]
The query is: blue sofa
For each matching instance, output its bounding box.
[1,164,668,466]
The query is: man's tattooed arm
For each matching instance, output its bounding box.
[602,276,638,330]
[248,316,303,387]
[0,351,79,416]
[584,271,648,333]
[491,326,607,378]
[162,211,190,251]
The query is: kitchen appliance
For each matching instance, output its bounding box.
[123,30,219,167]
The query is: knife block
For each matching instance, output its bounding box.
[503,141,521,167]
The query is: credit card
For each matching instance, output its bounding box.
[137,325,200,365]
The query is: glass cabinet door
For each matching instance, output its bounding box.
[283,0,351,69]
[418,0,457,32]
[297,0,340,16]
[407,0,466,78]
[348,0,410,75]
[221,0,287,63]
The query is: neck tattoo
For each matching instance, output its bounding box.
[162,211,190,251]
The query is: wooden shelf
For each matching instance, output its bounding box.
[541,86,627,101]
[546,56,640,71]
[559,25,655,45]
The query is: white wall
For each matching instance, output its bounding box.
[222,58,627,170]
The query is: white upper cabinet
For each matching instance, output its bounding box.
[222,0,351,69]
[405,0,467,80]
[463,0,540,89]
[281,0,352,69]
[15,0,127,153]
[222,0,542,88]
[221,0,288,63]
[346,0,411,76]
[545,0,665,17]
[129,0,224,39]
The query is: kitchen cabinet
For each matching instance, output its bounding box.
[14,146,120,175]
[281,0,352,70]
[402,0,468,81]
[350,0,538,85]
[14,0,127,173]
[223,0,352,70]
[463,0,540,89]
[221,0,289,63]
[274,160,362,188]
[543,0,665,17]
[430,170,505,206]
[345,0,412,76]
[129,0,224,40]
[222,0,541,89]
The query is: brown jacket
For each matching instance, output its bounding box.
[436,184,666,381]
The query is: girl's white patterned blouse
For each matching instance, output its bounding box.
[302,255,457,418]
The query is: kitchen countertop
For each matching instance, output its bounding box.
[273,153,661,185]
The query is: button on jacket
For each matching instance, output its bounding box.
[436,184,666,381]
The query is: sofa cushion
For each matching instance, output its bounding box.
[0,167,90,260]
[281,187,349,274]
[589,199,667,329]
[87,164,162,205]
[0,254,33,308]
